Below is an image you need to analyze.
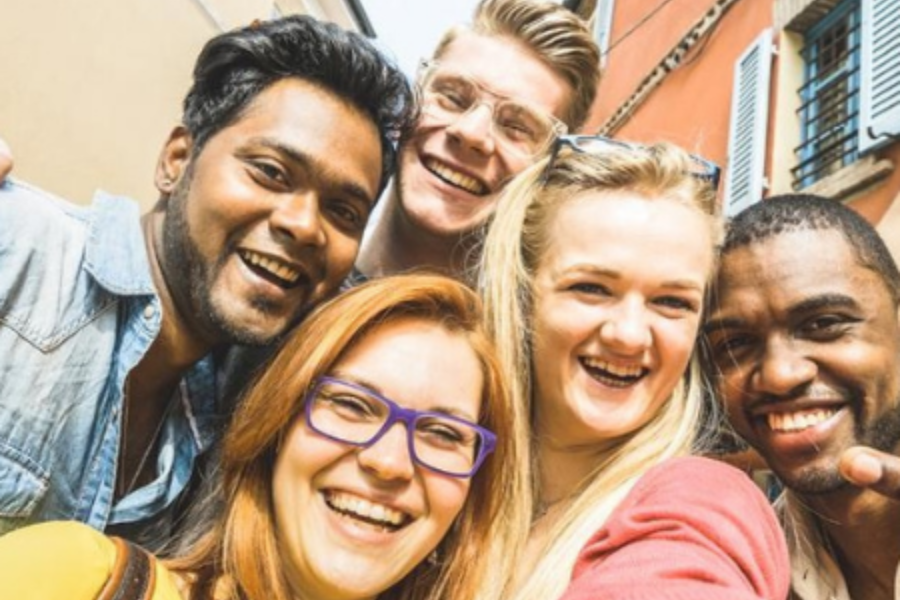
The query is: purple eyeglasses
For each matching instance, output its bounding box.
[304,376,497,478]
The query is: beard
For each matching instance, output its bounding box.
[160,174,289,347]
[785,391,900,495]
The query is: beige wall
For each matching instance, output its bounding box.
[0,0,356,210]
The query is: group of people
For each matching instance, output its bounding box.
[0,1,898,600]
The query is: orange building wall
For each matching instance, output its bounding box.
[589,0,899,266]
[589,0,714,127]
[587,0,773,168]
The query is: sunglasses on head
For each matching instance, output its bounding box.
[541,134,721,190]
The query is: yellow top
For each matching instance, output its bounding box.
[0,520,184,600]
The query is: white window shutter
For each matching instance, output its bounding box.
[593,0,616,67]
[859,0,900,154]
[723,29,773,218]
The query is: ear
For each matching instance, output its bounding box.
[155,126,194,197]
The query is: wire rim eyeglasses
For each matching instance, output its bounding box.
[417,59,568,159]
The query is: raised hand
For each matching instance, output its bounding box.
[839,446,900,500]
[0,137,12,181]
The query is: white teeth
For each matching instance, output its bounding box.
[767,408,838,432]
[581,357,644,379]
[241,250,300,284]
[425,159,486,195]
[326,491,407,527]
[580,357,645,389]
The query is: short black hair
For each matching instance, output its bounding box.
[182,15,416,195]
[724,193,900,304]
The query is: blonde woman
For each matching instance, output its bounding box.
[0,274,515,600]
[479,136,790,599]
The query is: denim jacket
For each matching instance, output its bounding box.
[0,179,224,535]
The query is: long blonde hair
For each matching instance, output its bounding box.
[169,274,519,600]
[478,142,722,600]
[433,0,601,131]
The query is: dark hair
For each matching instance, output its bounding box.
[724,193,900,304]
[182,15,416,194]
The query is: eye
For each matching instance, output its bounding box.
[319,392,378,420]
[250,160,289,188]
[567,281,611,296]
[416,418,471,449]
[439,90,468,110]
[704,331,757,367]
[430,77,474,112]
[327,200,368,232]
[715,334,754,355]
[798,314,855,339]
[653,295,699,315]
[498,117,536,138]
[496,106,541,142]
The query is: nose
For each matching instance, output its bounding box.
[269,191,327,249]
[599,299,652,354]
[750,336,817,397]
[357,423,415,482]
[445,103,496,154]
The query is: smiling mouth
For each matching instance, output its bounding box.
[580,357,648,388]
[324,491,411,532]
[765,407,841,433]
[424,158,488,196]
[239,249,304,289]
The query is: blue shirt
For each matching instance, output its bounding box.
[0,179,225,535]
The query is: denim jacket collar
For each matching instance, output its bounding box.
[85,190,156,297]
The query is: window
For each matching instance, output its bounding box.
[792,0,861,189]
[859,0,900,153]
[593,0,616,67]
[723,30,773,217]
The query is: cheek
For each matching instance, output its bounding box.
[323,234,361,280]
[274,425,346,495]
[655,320,699,374]
[421,474,470,534]
[181,185,238,257]
[534,301,596,353]
[499,151,532,179]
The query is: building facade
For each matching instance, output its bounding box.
[585,0,900,263]
[0,0,371,209]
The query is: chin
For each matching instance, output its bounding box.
[212,310,290,346]
[316,563,404,599]
[781,466,848,495]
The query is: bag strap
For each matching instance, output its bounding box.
[96,536,157,600]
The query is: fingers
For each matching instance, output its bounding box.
[839,446,900,500]
[0,137,13,181]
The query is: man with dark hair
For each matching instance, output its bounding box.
[0,15,414,542]
[702,193,900,600]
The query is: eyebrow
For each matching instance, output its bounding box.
[787,293,860,318]
[562,264,704,292]
[247,136,376,205]
[702,293,861,334]
[701,316,744,335]
[329,372,480,422]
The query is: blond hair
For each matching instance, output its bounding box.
[433,0,601,130]
[170,274,520,600]
[478,143,722,599]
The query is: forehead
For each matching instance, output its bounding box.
[541,191,714,280]
[334,318,483,415]
[207,78,383,199]
[713,229,882,315]
[436,31,571,119]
